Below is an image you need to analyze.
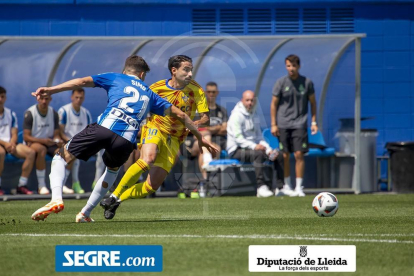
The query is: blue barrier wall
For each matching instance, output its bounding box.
[0,0,413,156]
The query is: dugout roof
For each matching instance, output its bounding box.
[0,34,365,192]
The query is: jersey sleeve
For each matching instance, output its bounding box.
[307,79,315,96]
[148,90,172,116]
[11,111,18,129]
[195,86,209,113]
[91,73,117,90]
[272,79,282,98]
[53,110,59,130]
[23,110,33,130]
[58,107,67,125]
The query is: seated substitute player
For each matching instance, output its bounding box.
[100,55,216,220]
[182,81,227,180]
[201,81,228,158]
[0,86,36,195]
[23,91,66,195]
[30,55,217,222]
[58,88,92,194]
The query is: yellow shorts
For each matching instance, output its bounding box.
[139,125,180,173]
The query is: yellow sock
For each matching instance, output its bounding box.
[113,159,149,198]
[120,181,155,201]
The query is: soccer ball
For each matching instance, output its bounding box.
[312,192,339,217]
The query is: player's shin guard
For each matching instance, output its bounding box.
[119,181,155,201]
[113,159,150,198]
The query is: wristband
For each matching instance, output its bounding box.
[311,122,317,126]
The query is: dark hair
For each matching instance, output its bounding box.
[124,55,150,74]
[285,54,300,66]
[168,55,192,74]
[206,81,218,88]
[0,86,5,95]
[72,88,85,95]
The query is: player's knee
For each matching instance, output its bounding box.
[142,154,156,165]
[294,151,304,161]
[62,147,75,164]
[27,149,36,160]
[37,147,46,157]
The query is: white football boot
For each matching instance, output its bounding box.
[31,200,64,221]
[75,212,94,223]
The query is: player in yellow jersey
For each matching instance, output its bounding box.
[100,55,217,219]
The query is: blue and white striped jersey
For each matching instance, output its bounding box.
[92,73,172,143]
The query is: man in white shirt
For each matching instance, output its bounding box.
[58,88,92,194]
[0,86,36,195]
[23,93,69,195]
[227,90,284,198]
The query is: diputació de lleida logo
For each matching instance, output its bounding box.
[300,246,307,258]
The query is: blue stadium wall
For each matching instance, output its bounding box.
[0,0,414,155]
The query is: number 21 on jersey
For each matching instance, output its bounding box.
[118,86,149,120]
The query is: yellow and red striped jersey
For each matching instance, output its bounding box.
[147,78,209,140]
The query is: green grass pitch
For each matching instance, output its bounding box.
[0,194,413,276]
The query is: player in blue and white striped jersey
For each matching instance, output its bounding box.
[93,72,162,143]
[31,55,217,222]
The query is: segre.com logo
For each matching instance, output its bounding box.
[55,245,162,272]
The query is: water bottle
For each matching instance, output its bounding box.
[269,149,279,161]
[199,182,206,198]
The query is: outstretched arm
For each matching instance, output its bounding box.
[165,106,218,155]
[193,112,210,129]
[31,77,95,99]
[165,106,202,139]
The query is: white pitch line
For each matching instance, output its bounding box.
[346,233,414,237]
[1,233,413,244]
[298,234,414,237]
